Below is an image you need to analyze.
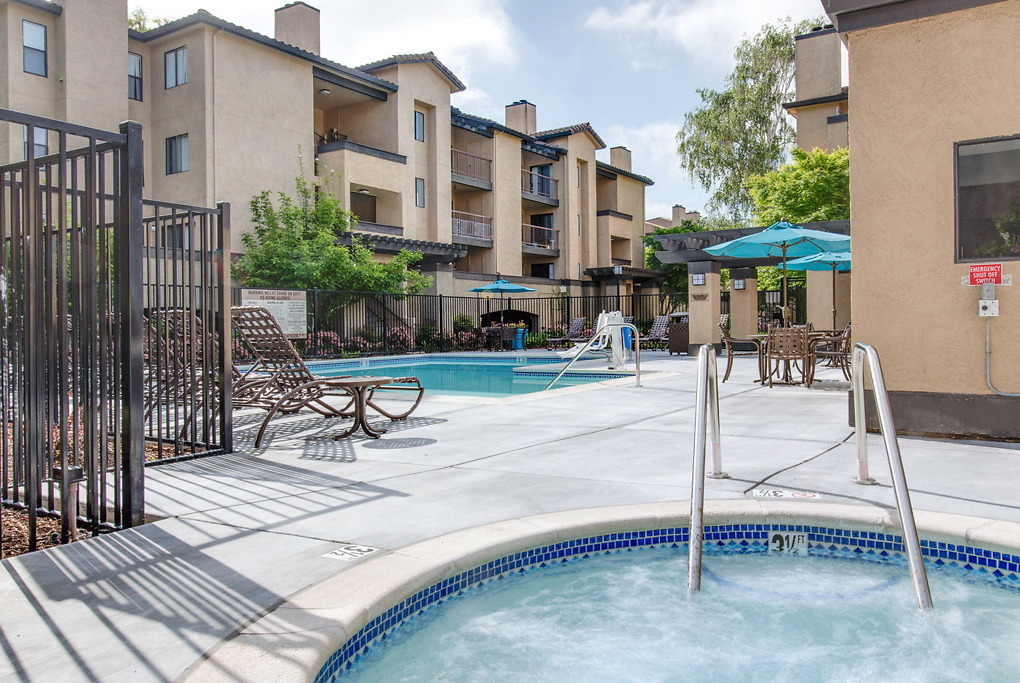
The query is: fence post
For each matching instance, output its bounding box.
[438,294,445,352]
[216,202,233,454]
[311,288,319,356]
[117,121,145,528]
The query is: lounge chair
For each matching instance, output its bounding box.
[643,315,670,349]
[546,316,588,348]
[231,306,424,447]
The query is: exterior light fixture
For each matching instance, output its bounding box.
[612,265,623,276]
[733,279,746,290]
[318,88,331,95]
[691,273,706,286]
[357,188,371,194]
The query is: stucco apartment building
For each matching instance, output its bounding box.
[821,0,1020,439]
[0,0,656,299]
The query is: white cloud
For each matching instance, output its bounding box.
[131,0,517,88]
[585,0,824,69]
[597,121,708,219]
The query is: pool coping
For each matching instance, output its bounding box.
[181,500,1020,681]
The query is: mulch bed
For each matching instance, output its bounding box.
[1,508,74,559]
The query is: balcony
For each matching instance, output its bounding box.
[521,169,559,206]
[451,211,493,248]
[522,223,559,256]
[451,149,492,190]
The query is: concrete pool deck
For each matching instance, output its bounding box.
[1,351,1019,681]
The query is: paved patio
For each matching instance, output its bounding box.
[1,351,1018,681]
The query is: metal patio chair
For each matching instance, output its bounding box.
[765,326,813,388]
[231,306,424,447]
[719,321,764,383]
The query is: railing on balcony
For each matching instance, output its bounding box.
[522,224,559,249]
[521,169,558,199]
[451,149,492,183]
[452,211,493,239]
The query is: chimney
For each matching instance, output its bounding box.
[505,100,536,135]
[672,204,700,225]
[275,2,320,55]
[610,146,631,171]
[794,26,841,101]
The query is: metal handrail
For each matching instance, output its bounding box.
[851,342,933,609]
[543,322,641,391]
[688,345,727,594]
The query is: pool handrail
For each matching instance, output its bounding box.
[543,321,641,391]
[851,342,933,610]
[688,344,726,594]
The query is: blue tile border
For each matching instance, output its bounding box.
[313,523,1020,682]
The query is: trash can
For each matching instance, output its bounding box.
[622,326,633,350]
[668,315,689,355]
[513,329,526,350]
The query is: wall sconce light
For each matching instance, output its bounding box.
[733,279,746,290]
[691,273,706,286]
[318,88,331,95]
[357,188,371,194]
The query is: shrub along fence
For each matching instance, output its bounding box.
[231,289,684,359]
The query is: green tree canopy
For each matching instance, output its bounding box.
[643,219,704,305]
[746,147,850,225]
[676,17,819,222]
[233,176,432,295]
[128,8,172,31]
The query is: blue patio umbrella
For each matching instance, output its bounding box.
[468,275,536,324]
[704,221,850,322]
[780,251,851,330]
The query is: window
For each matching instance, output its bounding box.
[23,126,47,159]
[164,46,187,89]
[957,136,1020,260]
[530,263,554,279]
[166,134,189,174]
[128,53,143,101]
[414,110,425,142]
[415,177,425,207]
[23,21,46,76]
[577,165,581,187]
[577,214,581,235]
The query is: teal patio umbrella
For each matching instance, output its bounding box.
[781,251,851,330]
[704,221,850,323]
[468,275,536,324]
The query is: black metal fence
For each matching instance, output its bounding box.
[142,200,232,464]
[231,289,682,359]
[0,108,231,556]
[758,287,807,327]
[0,109,144,551]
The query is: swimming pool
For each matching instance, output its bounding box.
[307,355,627,398]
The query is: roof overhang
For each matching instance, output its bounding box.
[584,266,666,282]
[337,232,467,264]
[823,0,1009,32]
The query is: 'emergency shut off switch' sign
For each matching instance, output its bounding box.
[240,289,307,338]
[969,264,1002,285]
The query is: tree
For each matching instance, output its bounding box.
[746,147,850,225]
[746,147,849,289]
[233,176,432,295]
[128,8,172,31]
[643,219,704,305]
[676,17,819,222]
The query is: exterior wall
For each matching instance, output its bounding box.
[56,0,126,130]
[806,269,850,330]
[729,276,759,339]
[209,31,312,253]
[795,29,841,101]
[847,1,1020,404]
[491,130,524,277]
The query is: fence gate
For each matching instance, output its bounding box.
[0,109,231,556]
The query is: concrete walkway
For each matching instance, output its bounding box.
[1,352,1018,681]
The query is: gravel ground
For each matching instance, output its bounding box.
[1,508,70,559]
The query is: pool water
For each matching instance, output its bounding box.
[310,357,619,398]
[340,550,1020,681]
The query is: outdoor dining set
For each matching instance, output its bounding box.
[719,317,852,387]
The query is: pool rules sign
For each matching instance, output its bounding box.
[240,289,307,338]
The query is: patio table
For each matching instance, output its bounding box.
[329,376,397,439]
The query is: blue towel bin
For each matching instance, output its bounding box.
[513,329,526,350]
[622,326,633,350]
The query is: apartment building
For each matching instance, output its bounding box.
[0,0,656,298]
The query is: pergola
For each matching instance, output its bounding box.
[651,220,850,352]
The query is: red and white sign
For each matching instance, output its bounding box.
[969,263,1002,285]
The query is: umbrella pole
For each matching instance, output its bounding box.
[782,247,789,325]
[831,264,838,331]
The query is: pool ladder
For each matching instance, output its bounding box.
[687,343,933,610]
[544,322,641,391]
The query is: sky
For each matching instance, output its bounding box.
[133,0,827,220]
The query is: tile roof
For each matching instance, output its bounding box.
[129,10,397,93]
[358,52,466,92]
[596,160,654,186]
[535,123,606,149]
[450,108,565,155]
